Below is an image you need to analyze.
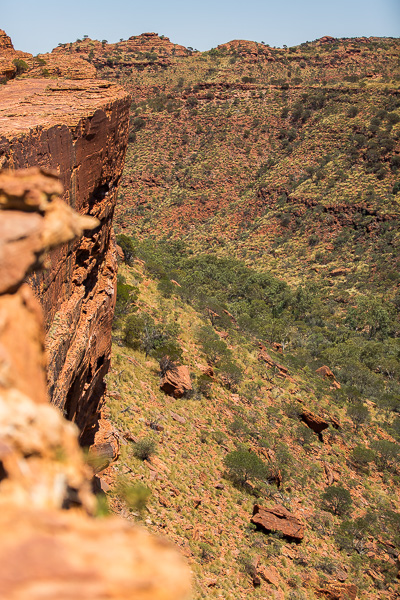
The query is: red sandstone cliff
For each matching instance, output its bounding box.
[0,78,130,443]
[0,169,191,599]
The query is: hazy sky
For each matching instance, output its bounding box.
[2,0,399,55]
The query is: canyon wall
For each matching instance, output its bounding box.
[0,169,191,600]
[0,77,130,442]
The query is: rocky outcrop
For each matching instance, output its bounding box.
[258,342,289,378]
[0,29,32,81]
[0,169,191,599]
[301,409,330,436]
[160,365,192,398]
[0,30,93,81]
[51,33,191,74]
[251,504,304,542]
[217,39,274,62]
[0,78,130,443]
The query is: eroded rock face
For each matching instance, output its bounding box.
[0,79,130,442]
[0,170,191,600]
[251,504,304,542]
[25,52,97,79]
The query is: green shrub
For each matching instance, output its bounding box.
[321,485,352,516]
[115,280,138,318]
[116,234,136,265]
[132,437,157,460]
[335,515,372,554]
[196,324,230,364]
[351,445,375,469]
[347,402,370,431]
[12,58,29,75]
[117,479,151,514]
[218,359,243,391]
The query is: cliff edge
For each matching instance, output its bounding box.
[0,78,130,442]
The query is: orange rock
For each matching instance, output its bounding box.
[160,365,192,398]
[0,507,191,600]
[316,365,341,390]
[251,504,304,542]
[0,170,191,599]
[258,565,281,587]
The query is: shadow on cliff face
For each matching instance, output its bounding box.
[0,168,191,599]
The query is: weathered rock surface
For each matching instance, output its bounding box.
[0,78,130,442]
[0,507,191,600]
[316,582,358,600]
[160,365,192,398]
[51,32,191,74]
[251,504,304,542]
[258,342,289,378]
[0,30,93,81]
[25,52,97,79]
[88,416,120,473]
[0,169,191,600]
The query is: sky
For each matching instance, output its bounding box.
[2,0,399,55]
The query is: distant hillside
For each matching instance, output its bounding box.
[49,33,400,599]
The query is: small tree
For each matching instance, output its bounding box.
[335,515,373,554]
[321,485,352,516]
[218,359,243,391]
[224,449,268,484]
[371,440,399,471]
[347,402,370,431]
[12,58,29,75]
[351,445,375,470]
[116,234,136,265]
[196,324,230,365]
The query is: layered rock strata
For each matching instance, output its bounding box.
[0,78,130,442]
[0,169,191,600]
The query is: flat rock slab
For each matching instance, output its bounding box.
[251,504,304,542]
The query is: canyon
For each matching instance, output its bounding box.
[0,27,399,600]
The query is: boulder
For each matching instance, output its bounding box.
[160,365,192,398]
[301,410,329,436]
[251,504,304,542]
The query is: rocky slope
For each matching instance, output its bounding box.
[0,168,190,600]
[0,77,130,443]
[63,32,400,599]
